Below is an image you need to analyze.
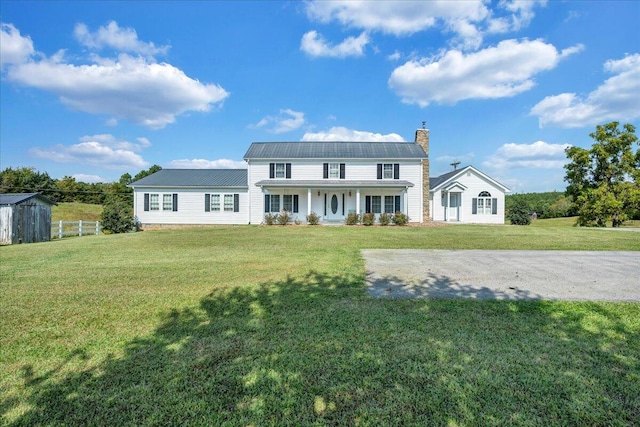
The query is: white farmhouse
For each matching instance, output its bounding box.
[129,127,509,225]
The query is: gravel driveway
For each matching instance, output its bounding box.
[363,250,640,301]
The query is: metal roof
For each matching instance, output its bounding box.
[0,193,57,205]
[255,179,415,188]
[429,166,510,192]
[244,142,427,160]
[128,169,248,188]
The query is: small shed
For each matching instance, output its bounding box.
[0,193,57,245]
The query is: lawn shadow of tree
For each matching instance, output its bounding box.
[7,270,640,426]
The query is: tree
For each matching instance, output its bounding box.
[100,196,135,234]
[565,122,640,227]
[507,198,531,225]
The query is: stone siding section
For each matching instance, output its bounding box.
[415,129,430,222]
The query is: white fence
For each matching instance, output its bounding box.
[52,220,102,239]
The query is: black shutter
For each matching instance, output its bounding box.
[285,163,291,179]
[144,193,149,211]
[323,163,329,179]
[264,195,270,213]
[395,195,401,213]
[340,163,345,179]
[365,196,371,213]
[293,195,299,213]
[172,194,178,211]
[472,198,478,214]
[269,163,275,179]
[394,164,400,179]
[342,194,345,215]
[205,194,210,212]
[377,164,383,180]
[492,198,498,215]
[234,194,239,212]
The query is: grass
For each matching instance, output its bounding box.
[1,225,639,426]
[531,216,640,228]
[51,202,102,222]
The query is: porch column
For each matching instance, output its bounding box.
[307,188,312,216]
[356,188,361,214]
[404,189,408,216]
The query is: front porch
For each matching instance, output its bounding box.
[255,179,414,224]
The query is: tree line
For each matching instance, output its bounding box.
[0,165,162,204]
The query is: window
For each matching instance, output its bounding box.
[211,194,220,211]
[270,194,280,212]
[144,193,177,212]
[270,162,291,179]
[163,194,172,211]
[283,195,293,212]
[384,196,394,213]
[150,194,159,211]
[206,194,239,213]
[329,163,340,178]
[473,191,497,215]
[224,194,234,211]
[372,196,382,214]
[323,163,345,179]
[377,163,400,179]
[383,164,393,179]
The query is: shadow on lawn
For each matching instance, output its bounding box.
[8,270,640,426]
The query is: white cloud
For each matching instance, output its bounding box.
[0,23,35,69]
[74,21,170,58]
[72,174,106,183]
[530,53,640,128]
[387,50,402,61]
[300,30,369,58]
[2,22,229,129]
[302,126,405,142]
[251,109,306,133]
[483,140,571,170]
[166,158,247,169]
[304,1,546,51]
[30,134,150,170]
[388,39,583,106]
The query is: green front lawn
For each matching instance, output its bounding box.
[1,225,639,426]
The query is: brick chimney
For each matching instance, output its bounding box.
[415,123,430,223]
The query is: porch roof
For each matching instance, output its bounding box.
[255,179,414,188]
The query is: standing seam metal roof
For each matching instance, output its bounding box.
[243,142,427,159]
[0,193,57,205]
[128,169,248,187]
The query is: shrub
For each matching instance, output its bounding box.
[100,196,134,234]
[507,199,531,225]
[362,212,375,226]
[306,211,320,225]
[264,213,277,225]
[277,210,291,225]
[379,212,391,226]
[345,212,360,225]
[392,211,408,226]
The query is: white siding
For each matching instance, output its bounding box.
[133,187,249,225]
[248,159,424,224]
[431,169,506,224]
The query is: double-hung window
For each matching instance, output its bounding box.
[377,163,400,179]
[149,194,160,211]
[144,193,178,212]
[283,195,293,212]
[329,163,340,178]
[224,194,234,211]
[372,196,382,214]
[269,163,291,179]
[211,194,220,211]
[384,196,394,214]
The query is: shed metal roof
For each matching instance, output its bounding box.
[128,169,248,188]
[244,142,427,160]
[0,193,57,206]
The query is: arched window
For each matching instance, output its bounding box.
[473,191,497,215]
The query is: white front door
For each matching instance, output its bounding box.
[448,193,460,221]
[326,192,342,220]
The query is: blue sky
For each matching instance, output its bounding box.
[1,1,638,192]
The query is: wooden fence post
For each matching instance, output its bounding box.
[79,220,83,237]
[96,221,100,235]
[58,220,63,239]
